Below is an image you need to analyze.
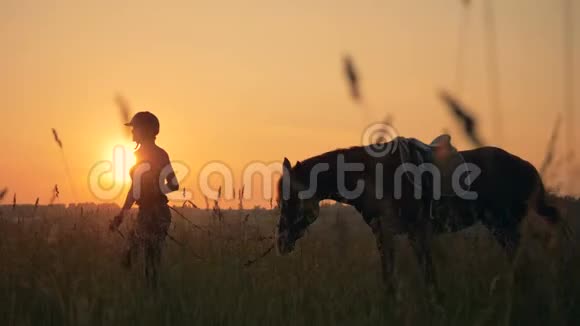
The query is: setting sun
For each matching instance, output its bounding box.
[109,144,137,184]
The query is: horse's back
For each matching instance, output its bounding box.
[459,146,539,206]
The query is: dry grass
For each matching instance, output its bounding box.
[540,114,562,177]
[49,185,60,206]
[212,186,224,223]
[51,128,63,149]
[238,185,245,210]
[439,90,484,147]
[0,197,579,325]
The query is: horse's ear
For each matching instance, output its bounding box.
[283,157,292,172]
[295,160,302,169]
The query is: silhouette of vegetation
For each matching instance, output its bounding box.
[439,90,484,147]
[540,114,562,177]
[343,54,361,103]
[0,200,579,324]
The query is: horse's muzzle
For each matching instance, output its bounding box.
[276,230,295,255]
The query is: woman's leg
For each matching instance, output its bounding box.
[144,205,171,289]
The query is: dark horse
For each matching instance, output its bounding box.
[276,137,562,298]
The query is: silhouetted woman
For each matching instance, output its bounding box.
[110,111,179,288]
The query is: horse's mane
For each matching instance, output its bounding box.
[298,137,403,171]
[277,138,404,199]
[298,145,366,168]
[285,138,404,185]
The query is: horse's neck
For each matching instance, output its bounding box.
[306,155,364,206]
[312,169,342,203]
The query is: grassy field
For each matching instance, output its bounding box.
[1,198,580,326]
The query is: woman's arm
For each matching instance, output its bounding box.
[163,166,179,194]
[161,150,179,194]
[109,183,135,231]
[121,183,136,211]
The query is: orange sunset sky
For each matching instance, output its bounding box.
[0,0,579,207]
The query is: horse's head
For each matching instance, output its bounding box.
[276,157,320,255]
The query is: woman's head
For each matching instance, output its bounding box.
[125,111,160,144]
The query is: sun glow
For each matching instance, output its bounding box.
[105,144,137,185]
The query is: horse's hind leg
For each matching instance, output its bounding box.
[487,204,526,263]
[369,217,396,295]
[486,205,526,326]
[491,225,521,263]
[409,223,441,302]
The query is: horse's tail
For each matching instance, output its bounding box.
[532,176,560,224]
[530,173,574,241]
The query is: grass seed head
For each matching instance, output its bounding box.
[51,128,63,149]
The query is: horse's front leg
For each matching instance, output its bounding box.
[408,222,441,302]
[369,217,396,295]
